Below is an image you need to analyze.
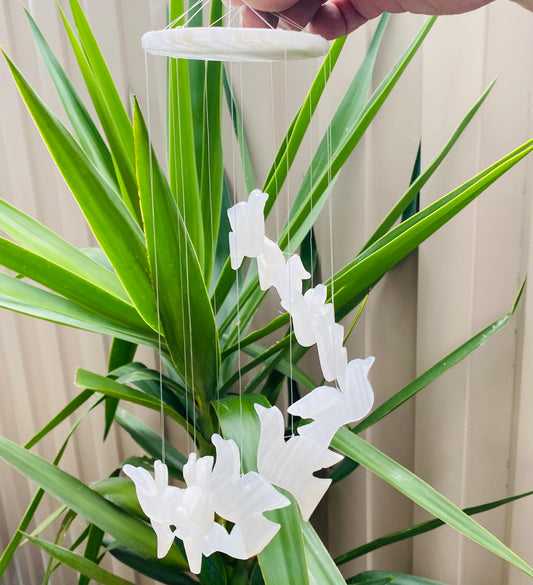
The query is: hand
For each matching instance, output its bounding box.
[236,0,531,40]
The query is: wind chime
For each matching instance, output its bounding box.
[124,5,375,575]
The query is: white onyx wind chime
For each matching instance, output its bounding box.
[125,190,375,573]
[124,16,374,575]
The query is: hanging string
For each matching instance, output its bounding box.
[145,52,166,465]
[182,0,212,28]
[171,55,192,455]
[166,0,207,29]
[237,59,245,471]
[325,60,337,390]
[308,59,315,289]
[282,46,295,437]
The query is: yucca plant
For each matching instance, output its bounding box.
[0,1,532,584]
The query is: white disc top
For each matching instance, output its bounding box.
[142,27,330,62]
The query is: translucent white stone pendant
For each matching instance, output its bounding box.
[142,27,330,62]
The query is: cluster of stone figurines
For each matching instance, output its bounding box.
[124,189,375,574]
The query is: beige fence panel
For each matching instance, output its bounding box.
[1,1,533,584]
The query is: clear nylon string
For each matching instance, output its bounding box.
[145,52,166,464]
[166,0,206,29]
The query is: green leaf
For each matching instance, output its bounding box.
[215,395,311,585]
[64,0,139,221]
[0,401,94,578]
[27,536,137,585]
[106,543,197,585]
[79,524,105,585]
[333,140,533,319]
[0,237,148,332]
[76,369,190,431]
[335,489,533,565]
[0,273,157,347]
[108,339,138,372]
[0,437,187,568]
[134,98,220,422]
[114,408,186,476]
[25,390,94,450]
[223,69,256,194]
[364,79,496,250]
[199,0,224,285]
[25,9,117,186]
[92,477,145,519]
[352,282,524,435]
[258,491,309,585]
[348,572,445,585]
[0,197,127,302]
[302,521,346,585]
[220,340,315,394]
[104,338,139,439]
[331,428,533,578]
[214,394,269,472]
[168,0,204,264]
[2,50,158,330]
[346,575,393,585]
[279,16,432,256]
[263,34,348,210]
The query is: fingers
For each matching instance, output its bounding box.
[277,0,323,29]
[309,0,369,39]
[238,0,501,40]
[241,7,279,28]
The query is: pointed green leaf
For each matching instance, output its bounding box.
[106,543,197,585]
[104,338,139,439]
[115,408,186,475]
[2,50,158,330]
[331,428,533,578]
[76,369,190,430]
[352,283,523,436]
[168,0,204,264]
[0,198,127,302]
[333,140,533,318]
[279,16,433,254]
[27,536,137,585]
[25,390,94,450]
[64,0,139,221]
[263,35,347,206]
[348,572,445,585]
[0,402,94,578]
[0,436,187,568]
[78,523,105,585]
[25,9,117,186]
[303,521,346,585]
[258,492,309,585]
[364,79,496,250]
[335,489,533,565]
[0,237,148,332]
[0,273,157,347]
[134,99,219,422]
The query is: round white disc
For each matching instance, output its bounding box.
[142,27,330,62]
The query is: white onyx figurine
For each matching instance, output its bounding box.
[288,356,375,447]
[123,460,183,559]
[228,189,269,270]
[281,284,331,347]
[312,311,347,385]
[203,434,290,560]
[124,434,289,575]
[257,237,310,302]
[255,404,342,521]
